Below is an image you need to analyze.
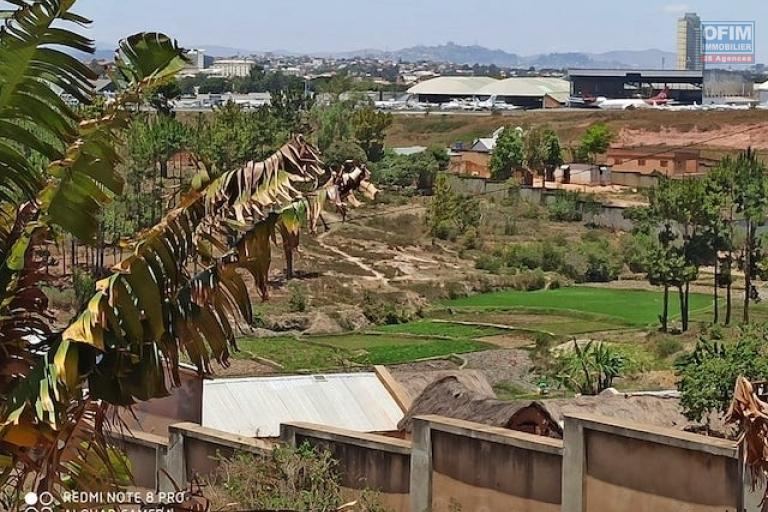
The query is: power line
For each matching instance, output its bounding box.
[324,122,767,228]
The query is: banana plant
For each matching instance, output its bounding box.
[0,0,374,501]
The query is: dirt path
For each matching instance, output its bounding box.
[316,223,391,285]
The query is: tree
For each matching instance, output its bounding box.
[350,105,392,162]
[541,128,564,179]
[575,122,614,164]
[427,174,457,238]
[323,140,368,169]
[192,101,289,174]
[676,327,768,424]
[490,127,524,180]
[733,149,768,324]
[310,98,356,152]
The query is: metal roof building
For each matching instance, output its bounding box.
[478,77,571,107]
[407,76,569,108]
[567,69,704,104]
[202,373,405,437]
[407,76,499,102]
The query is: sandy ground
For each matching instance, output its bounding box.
[616,122,768,151]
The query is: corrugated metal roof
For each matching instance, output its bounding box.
[202,373,404,437]
[567,69,703,79]
[478,77,570,100]
[407,76,499,96]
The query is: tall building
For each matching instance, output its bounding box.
[677,12,703,70]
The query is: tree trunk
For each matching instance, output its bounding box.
[683,282,690,332]
[678,286,686,332]
[744,221,752,324]
[713,257,719,324]
[661,284,669,332]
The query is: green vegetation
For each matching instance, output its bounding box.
[573,122,615,164]
[442,287,711,327]
[550,341,630,395]
[676,327,768,423]
[236,333,492,371]
[204,444,387,512]
[372,321,504,339]
[426,174,481,240]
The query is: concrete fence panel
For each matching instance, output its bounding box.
[281,422,412,512]
[107,430,168,491]
[166,422,272,490]
[412,415,564,512]
[562,412,742,512]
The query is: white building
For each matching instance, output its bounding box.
[759,81,768,105]
[212,58,256,78]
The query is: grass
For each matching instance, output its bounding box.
[371,321,505,339]
[236,333,492,372]
[236,337,347,372]
[442,287,712,327]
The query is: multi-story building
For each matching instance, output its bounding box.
[211,58,256,78]
[677,12,703,71]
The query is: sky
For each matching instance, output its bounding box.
[70,0,767,61]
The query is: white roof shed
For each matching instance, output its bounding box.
[478,77,571,102]
[202,373,405,437]
[407,76,499,96]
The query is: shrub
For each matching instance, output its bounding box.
[433,220,458,241]
[361,292,419,325]
[475,254,503,273]
[547,191,583,222]
[512,269,547,291]
[204,443,388,512]
[460,226,481,250]
[676,329,768,423]
[654,337,684,359]
[72,269,96,309]
[551,341,630,395]
[43,286,77,311]
[288,285,308,312]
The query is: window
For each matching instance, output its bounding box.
[638,159,646,166]
[615,159,623,165]
[660,160,669,167]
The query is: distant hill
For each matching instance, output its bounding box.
[331,43,676,70]
[90,41,676,70]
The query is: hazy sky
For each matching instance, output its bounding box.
[69,1,767,60]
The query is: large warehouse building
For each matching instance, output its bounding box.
[567,69,704,104]
[407,76,570,108]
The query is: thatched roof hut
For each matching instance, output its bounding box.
[399,376,718,439]
[392,369,494,401]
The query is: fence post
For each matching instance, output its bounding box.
[410,417,433,512]
[562,415,586,512]
[163,425,186,493]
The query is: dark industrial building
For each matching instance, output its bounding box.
[567,69,704,104]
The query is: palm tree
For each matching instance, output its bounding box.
[0,0,374,502]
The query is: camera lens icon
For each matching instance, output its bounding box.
[23,491,54,512]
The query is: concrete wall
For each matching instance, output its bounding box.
[122,367,203,437]
[610,171,660,189]
[126,413,757,511]
[415,416,563,512]
[166,422,272,491]
[107,430,168,491]
[563,413,744,512]
[281,422,412,512]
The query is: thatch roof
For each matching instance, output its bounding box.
[398,375,529,432]
[399,377,726,438]
[392,370,494,403]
